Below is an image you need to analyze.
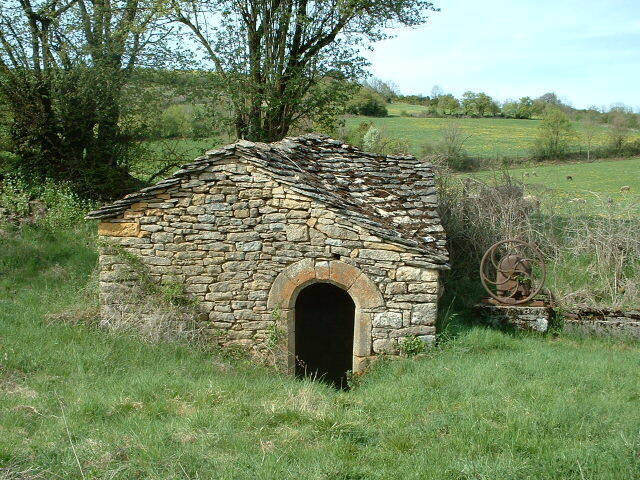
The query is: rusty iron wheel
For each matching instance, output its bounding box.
[479,239,547,305]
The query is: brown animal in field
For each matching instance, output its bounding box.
[620,185,631,193]
[566,175,573,181]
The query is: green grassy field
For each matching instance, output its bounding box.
[345,103,624,158]
[1,223,640,479]
[470,157,640,214]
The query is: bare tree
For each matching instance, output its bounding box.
[170,0,439,142]
[582,114,599,161]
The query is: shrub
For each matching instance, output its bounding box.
[0,175,94,229]
[607,114,630,154]
[433,122,477,171]
[399,336,427,356]
[362,126,382,151]
[339,123,408,155]
[346,87,388,117]
[532,108,575,160]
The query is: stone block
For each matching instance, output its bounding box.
[372,312,401,329]
[354,312,372,356]
[359,249,401,262]
[285,224,309,242]
[329,261,360,289]
[348,273,384,309]
[98,221,139,237]
[315,223,359,240]
[411,303,437,326]
[238,241,262,252]
[315,261,330,280]
[373,338,396,354]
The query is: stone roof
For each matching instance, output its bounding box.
[86,134,448,267]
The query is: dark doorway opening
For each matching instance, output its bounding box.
[295,282,355,388]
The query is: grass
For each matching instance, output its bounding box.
[1,224,640,479]
[345,102,633,158]
[470,156,640,214]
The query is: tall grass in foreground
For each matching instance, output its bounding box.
[437,170,640,311]
[2,221,640,478]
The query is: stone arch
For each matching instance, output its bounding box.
[267,259,384,373]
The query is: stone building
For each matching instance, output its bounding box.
[87,134,448,384]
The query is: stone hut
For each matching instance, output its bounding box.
[87,134,448,383]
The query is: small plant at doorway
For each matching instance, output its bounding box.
[266,323,286,350]
[399,336,427,357]
[265,308,288,371]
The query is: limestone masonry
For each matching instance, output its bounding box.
[87,134,449,372]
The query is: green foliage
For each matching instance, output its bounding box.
[532,107,576,160]
[346,87,388,117]
[341,123,409,155]
[399,336,427,356]
[502,97,534,119]
[461,91,498,117]
[436,94,460,115]
[607,114,630,154]
[0,0,169,200]
[0,175,31,219]
[0,175,95,229]
[435,122,477,171]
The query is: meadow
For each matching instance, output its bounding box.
[344,103,624,158]
[1,224,640,479]
[470,156,640,214]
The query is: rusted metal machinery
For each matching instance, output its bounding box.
[479,239,548,305]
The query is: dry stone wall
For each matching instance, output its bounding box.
[98,158,441,365]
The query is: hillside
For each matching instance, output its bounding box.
[344,102,631,158]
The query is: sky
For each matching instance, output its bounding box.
[366,0,640,110]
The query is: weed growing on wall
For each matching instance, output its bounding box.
[399,336,427,357]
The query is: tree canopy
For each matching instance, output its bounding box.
[170,0,439,141]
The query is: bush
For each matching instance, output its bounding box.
[343,124,409,155]
[0,175,94,229]
[431,122,478,171]
[532,108,575,160]
[346,87,388,117]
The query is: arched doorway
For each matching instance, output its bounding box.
[267,259,384,376]
[295,283,355,388]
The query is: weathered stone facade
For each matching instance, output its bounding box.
[87,135,449,372]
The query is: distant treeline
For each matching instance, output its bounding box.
[347,79,640,129]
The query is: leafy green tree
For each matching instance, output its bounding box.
[502,97,534,119]
[0,0,168,198]
[437,94,460,115]
[516,97,534,119]
[171,0,438,142]
[346,87,388,117]
[607,114,629,154]
[461,91,478,116]
[461,91,496,117]
[368,78,399,103]
[532,107,575,159]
